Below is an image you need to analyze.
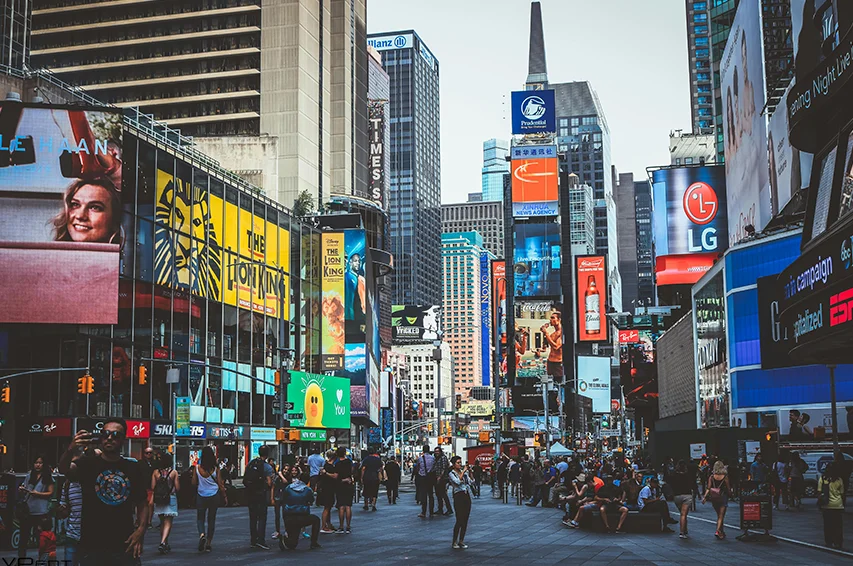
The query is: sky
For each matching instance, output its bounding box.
[367,0,693,204]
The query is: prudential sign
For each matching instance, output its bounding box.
[511,90,556,135]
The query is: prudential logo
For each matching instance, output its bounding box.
[521,96,547,120]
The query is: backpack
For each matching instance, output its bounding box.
[282,484,314,515]
[243,458,266,491]
[153,470,171,505]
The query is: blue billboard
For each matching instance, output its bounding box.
[511,90,556,135]
[480,253,492,386]
[514,222,561,298]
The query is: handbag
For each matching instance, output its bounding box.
[817,478,831,508]
[55,481,71,520]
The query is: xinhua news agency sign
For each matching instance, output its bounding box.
[511,90,555,135]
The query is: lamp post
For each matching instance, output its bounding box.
[492,269,507,470]
[433,337,443,445]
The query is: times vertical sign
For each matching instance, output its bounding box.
[368,102,386,208]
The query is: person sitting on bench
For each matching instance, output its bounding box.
[597,475,629,533]
[638,476,676,533]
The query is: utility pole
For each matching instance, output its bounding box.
[542,376,551,460]
[433,338,443,445]
[828,364,840,459]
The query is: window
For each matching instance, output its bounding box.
[694,25,708,34]
[693,1,707,10]
[693,13,707,22]
[685,157,694,164]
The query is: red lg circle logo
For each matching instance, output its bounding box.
[683,182,718,225]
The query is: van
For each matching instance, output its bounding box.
[796,451,853,497]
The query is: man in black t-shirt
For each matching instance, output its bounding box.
[596,476,629,533]
[331,447,354,533]
[59,418,148,566]
[360,450,383,511]
[141,447,156,528]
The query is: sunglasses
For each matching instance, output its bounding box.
[100,430,126,440]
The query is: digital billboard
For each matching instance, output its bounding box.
[321,233,346,370]
[511,155,559,217]
[721,0,770,242]
[575,255,607,342]
[694,271,729,428]
[154,169,290,317]
[320,229,366,374]
[0,105,122,324]
[514,222,561,297]
[756,275,796,370]
[577,356,611,413]
[619,329,660,410]
[492,260,507,382]
[513,300,563,382]
[510,89,556,135]
[287,372,351,430]
[480,253,492,387]
[767,82,813,217]
[391,305,440,343]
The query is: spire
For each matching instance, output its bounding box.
[526,2,548,86]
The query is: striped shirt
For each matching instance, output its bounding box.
[65,481,83,541]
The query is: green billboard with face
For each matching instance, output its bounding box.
[287,371,351,430]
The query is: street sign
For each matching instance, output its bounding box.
[287,413,304,420]
[500,407,513,413]
[283,402,295,410]
[299,429,327,441]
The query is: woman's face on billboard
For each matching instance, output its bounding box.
[67,183,114,242]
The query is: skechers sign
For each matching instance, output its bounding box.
[511,90,556,135]
[367,34,412,51]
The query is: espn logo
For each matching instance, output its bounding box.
[829,287,853,327]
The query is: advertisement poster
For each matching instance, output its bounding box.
[287,372,351,429]
[694,272,729,428]
[343,229,367,381]
[767,83,813,217]
[367,101,387,208]
[492,260,507,381]
[575,255,607,342]
[513,300,562,382]
[0,105,123,324]
[321,233,345,370]
[577,356,611,413]
[175,396,191,435]
[514,222,561,297]
[480,252,492,387]
[511,156,559,217]
[391,305,441,342]
[721,0,770,243]
[619,329,660,409]
[510,89,556,134]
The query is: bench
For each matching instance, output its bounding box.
[568,503,668,533]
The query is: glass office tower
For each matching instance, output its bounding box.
[481,138,509,201]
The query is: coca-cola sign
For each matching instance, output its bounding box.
[576,255,608,342]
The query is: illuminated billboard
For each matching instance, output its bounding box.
[510,90,556,135]
[575,255,607,342]
[287,372,351,429]
[513,222,561,297]
[391,305,440,343]
[577,356,611,413]
[511,155,559,217]
[480,253,492,387]
[492,260,508,382]
[513,300,563,382]
[0,105,123,324]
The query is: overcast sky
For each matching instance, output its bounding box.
[367,0,692,204]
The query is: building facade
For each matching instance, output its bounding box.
[441,232,493,399]
[1,0,30,70]
[29,0,369,210]
[390,342,452,426]
[685,0,715,134]
[634,180,655,308]
[441,200,504,258]
[481,138,509,201]
[562,171,595,256]
[367,30,441,306]
[669,130,716,165]
[614,171,639,312]
[709,0,739,161]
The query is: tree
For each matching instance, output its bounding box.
[293,189,315,217]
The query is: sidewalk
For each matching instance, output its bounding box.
[673,497,853,555]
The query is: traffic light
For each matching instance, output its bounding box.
[288,429,300,441]
[427,422,433,434]
[78,374,94,394]
[138,365,148,386]
[0,386,9,403]
[0,444,6,454]
[276,428,286,441]
[274,370,281,387]
[534,432,544,447]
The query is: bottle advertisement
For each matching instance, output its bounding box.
[575,255,607,342]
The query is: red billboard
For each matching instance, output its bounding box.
[576,255,607,342]
[0,103,123,324]
[491,260,507,378]
[618,329,639,343]
[511,156,559,217]
[654,253,718,286]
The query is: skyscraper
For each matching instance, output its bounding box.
[614,171,639,311]
[527,3,621,311]
[28,0,369,210]
[635,180,655,308]
[685,0,715,134]
[709,1,739,162]
[1,0,30,70]
[441,201,505,258]
[482,138,509,201]
[368,30,441,306]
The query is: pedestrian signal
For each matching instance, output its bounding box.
[0,386,9,403]
[77,375,94,394]
[138,365,148,386]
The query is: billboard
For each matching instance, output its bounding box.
[513,300,563,382]
[619,329,660,409]
[575,255,607,342]
[510,89,555,134]
[321,233,346,370]
[155,169,290,317]
[492,260,508,382]
[287,372,351,429]
[479,253,492,386]
[510,386,558,415]
[320,230,366,373]
[391,305,440,343]
[721,0,770,243]
[0,105,122,324]
[577,356,611,413]
[757,275,796,369]
[767,82,813,217]
[513,222,561,297]
[367,34,413,51]
[368,102,386,208]
[511,156,559,217]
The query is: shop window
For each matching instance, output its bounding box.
[223,304,238,360]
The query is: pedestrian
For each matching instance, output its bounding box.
[414,445,436,518]
[788,452,806,509]
[818,461,845,549]
[497,454,509,497]
[360,446,383,511]
[17,455,55,560]
[271,463,290,541]
[58,418,148,565]
[596,476,629,533]
[193,446,226,553]
[384,457,401,504]
[140,447,157,529]
[521,454,533,499]
[702,460,731,539]
[433,447,453,515]
[749,453,767,482]
[151,452,179,554]
[541,459,558,506]
[307,447,325,496]
[567,476,599,528]
[526,460,546,506]
[243,444,274,549]
[471,461,483,498]
[38,516,57,562]
[280,465,322,550]
[509,457,521,498]
[639,476,676,533]
[332,446,354,533]
[62,477,83,566]
[669,460,694,539]
[772,455,789,510]
[448,456,473,549]
[318,451,338,533]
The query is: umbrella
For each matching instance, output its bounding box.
[548,442,573,456]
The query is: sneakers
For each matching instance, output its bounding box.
[561,519,572,527]
[458,542,469,549]
[198,534,207,552]
[679,532,688,539]
[158,543,168,554]
[417,513,426,518]
[272,532,280,540]
[452,542,461,549]
[569,520,580,529]
[205,542,212,553]
[345,527,352,534]
[320,528,336,534]
[615,529,626,534]
[255,541,271,550]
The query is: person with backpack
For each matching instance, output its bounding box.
[413,445,436,518]
[702,460,731,539]
[151,453,180,554]
[818,461,845,549]
[280,465,322,550]
[193,446,227,553]
[243,445,274,549]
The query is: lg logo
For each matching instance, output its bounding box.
[683,181,719,252]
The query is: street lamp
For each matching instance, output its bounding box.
[492,270,507,471]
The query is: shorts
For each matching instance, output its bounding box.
[673,494,692,509]
[336,483,355,508]
[317,488,336,509]
[153,493,178,517]
[582,503,599,512]
[363,480,380,499]
[547,360,564,379]
[711,495,728,511]
[601,502,626,513]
